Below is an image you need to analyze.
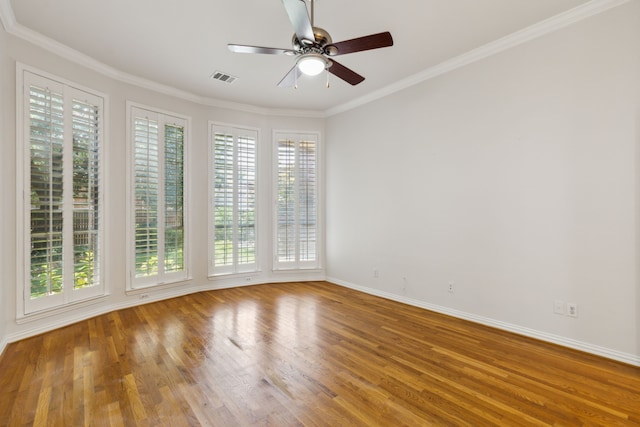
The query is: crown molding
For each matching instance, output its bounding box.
[0,1,323,118]
[0,0,15,31]
[325,0,631,117]
[0,0,631,119]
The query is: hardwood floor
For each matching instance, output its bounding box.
[1,281,639,426]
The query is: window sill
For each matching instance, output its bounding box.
[17,293,110,325]
[126,277,193,296]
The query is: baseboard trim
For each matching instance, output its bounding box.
[327,277,640,367]
[3,277,637,367]
[3,284,205,350]
[0,336,8,360]
[0,274,328,357]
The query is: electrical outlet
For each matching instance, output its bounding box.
[554,300,565,315]
[567,303,578,318]
[373,269,379,278]
[448,282,454,293]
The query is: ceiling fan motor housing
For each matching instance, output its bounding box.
[292,27,336,55]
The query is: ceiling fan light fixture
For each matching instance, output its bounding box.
[297,54,327,76]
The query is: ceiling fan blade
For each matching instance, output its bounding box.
[282,0,314,44]
[328,60,365,86]
[277,64,302,87]
[327,32,393,56]
[228,44,296,55]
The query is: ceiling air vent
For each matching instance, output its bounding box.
[210,71,238,84]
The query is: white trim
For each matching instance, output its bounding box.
[272,130,322,271]
[6,284,202,348]
[0,16,322,118]
[209,271,326,289]
[16,63,109,317]
[126,102,191,291]
[327,276,640,367]
[0,0,630,117]
[15,62,26,319]
[1,276,328,357]
[208,122,261,277]
[326,0,631,116]
[0,336,8,359]
[0,0,15,31]
[3,274,635,367]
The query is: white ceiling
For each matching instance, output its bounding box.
[7,0,591,112]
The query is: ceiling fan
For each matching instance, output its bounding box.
[228,0,393,87]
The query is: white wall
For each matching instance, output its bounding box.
[326,2,640,364]
[0,30,325,352]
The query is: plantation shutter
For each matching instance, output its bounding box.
[71,99,102,290]
[133,115,160,279]
[23,70,104,314]
[213,131,234,269]
[299,139,317,262]
[131,106,187,288]
[210,125,257,275]
[164,124,185,273]
[277,139,296,263]
[274,133,319,270]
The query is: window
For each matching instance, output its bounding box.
[210,124,258,275]
[18,68,105,315]
[274,132,319,270]
[128,104,189,289]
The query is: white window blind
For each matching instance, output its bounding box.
[210,125,257,275]
[274,132,319,270]
[130,106,188,288]
[21,70,105,314]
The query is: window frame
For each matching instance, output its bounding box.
[273,130,321,271]
[16,64,108,317]
[126,102,190,291]
[208,122,259,277]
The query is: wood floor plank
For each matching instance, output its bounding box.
[1,281,639,426]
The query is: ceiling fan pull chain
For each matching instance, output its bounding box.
[326,68,330,88]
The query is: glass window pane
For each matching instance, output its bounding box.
[212,129,257,273]
[275,135,318,268]
[72,99,101,289]
[25,75,104,311]
[164,124,185,273]
[214,133,234,267]
[134,117,160,278]
[29,86,65,298]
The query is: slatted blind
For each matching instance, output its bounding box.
[131,107,187,287]
[211,126,257,275]
[164,124,185,273]
[277,139,296,263]
[213,132,234,268]
[134,116,160,278]
[298,140,317,262]
[71,99,101,289]
[29,85,65,298]
[22,69,104,314]
[237,135,256,266]
[275,133,319,269]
